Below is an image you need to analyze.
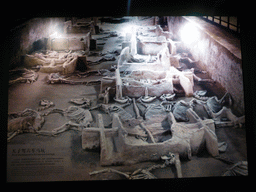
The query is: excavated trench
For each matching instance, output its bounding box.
[7,17,247,181]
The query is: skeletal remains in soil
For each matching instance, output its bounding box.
[160,101,177,112]
[190,92,245,128]
[76,69,113,78]
[37,99,55,111]
[7,22,246,181]
[193,90,209,101]
[87,55,116,65]
[7,99,94,141]
[36,106,93,137]
[8,96,133,141]
[69,97,91,108]
[8,108,45,142]
[9,69,39,85]
[160,93,176,101]
[89,152,182,179]
[46,72,101,85]
[7,91,245,145]
[25,51,79,74]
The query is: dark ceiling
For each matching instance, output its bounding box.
[7,0,240,31]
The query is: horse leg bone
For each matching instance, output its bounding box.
[140,169,157,179]
[42,108,65,116]
[174,153,182,178]
[89,104,101,111]
[7,131,21,142]
[193,74,214,84]
[133,98,141,119]
[51,123,70,135]
[89,168,130,179]
[140,123,155,143]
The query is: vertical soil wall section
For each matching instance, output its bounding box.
[8,18,65,69]
[167,16,244,115]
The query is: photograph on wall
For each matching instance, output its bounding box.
[7,16,247,182]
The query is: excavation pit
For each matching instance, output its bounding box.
[7,16,247,181]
